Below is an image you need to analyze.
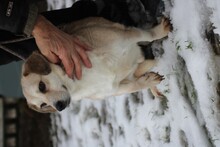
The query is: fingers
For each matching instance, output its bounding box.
[76,47,92,68]
[61,51,82,80]
[72,54,82,80]
[74,43,92,79]
[61,54,74,79]
[72,38,92,79]
[44,51,60,63]
[62,46,92,79]
[73,38,92,68]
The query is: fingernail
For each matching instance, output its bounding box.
[87,59,92,68]
[77,75,81,80]
[88,62,92,68]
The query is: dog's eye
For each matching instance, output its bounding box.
[40,103,47,108]
[39,81,46,93]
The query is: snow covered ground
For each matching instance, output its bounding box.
[47,0,220,147]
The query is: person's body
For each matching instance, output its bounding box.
[0,0,96,79]
[0,0,162,79]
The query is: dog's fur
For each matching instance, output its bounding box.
[21,17,170,113]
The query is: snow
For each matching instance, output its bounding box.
[206,0,220,34]
[47,0,220,147]
[47,0,74,10]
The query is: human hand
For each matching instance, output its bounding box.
[32,15,92,79]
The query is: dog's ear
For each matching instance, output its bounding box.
[23,51,51,76]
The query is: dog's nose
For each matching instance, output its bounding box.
[54,101,67,111]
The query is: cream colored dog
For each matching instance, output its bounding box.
[21,17,170,113]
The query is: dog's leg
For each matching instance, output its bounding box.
[130,18,171,42]
[134,59,157,77]
[114,72,164,97]
[146,18,171,41]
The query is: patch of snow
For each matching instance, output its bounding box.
[47,0,74,10]
[206,0,220,35]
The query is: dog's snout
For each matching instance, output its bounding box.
[54,101,67,111]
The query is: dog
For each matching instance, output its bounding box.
[21,17,170,113]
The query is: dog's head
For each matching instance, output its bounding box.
[21,51,71,113]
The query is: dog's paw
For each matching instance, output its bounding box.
[137,72,164,88]
[151,17,172,39]
[150,86,165,98]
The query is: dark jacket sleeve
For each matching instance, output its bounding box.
[0,0,38,36]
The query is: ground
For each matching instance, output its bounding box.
[48,0,220,147]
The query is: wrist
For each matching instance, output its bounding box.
[32,15,52,37]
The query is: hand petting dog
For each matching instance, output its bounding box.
[22,17,171,113]
[32,15,92,79]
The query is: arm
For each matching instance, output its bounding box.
[0,0,38,36]
[0,0,92,79]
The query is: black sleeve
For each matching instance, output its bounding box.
[0,0,38,36]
